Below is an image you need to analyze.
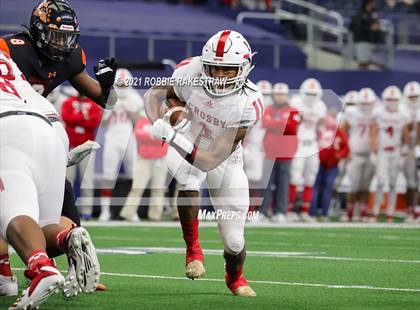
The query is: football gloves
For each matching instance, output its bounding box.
[94,57,118,91]
[67,140,101,167]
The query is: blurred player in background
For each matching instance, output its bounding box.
[310,113,349,221]
[100,68,143,221]
[401,81,420,222]
[243,80,271,210]
[0,0,117,297]
[145,30,263,296]
[288,78,327,222]
[341,88,377,222]
[370,86,410,223]
[61,93,103,220]
[260,83,300,223]
[119,112,168,222]
[0,51,99,309]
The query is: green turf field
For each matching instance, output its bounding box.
[2,224,419,309]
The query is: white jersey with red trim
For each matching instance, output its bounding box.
[172,56,263,150]
[104,89,143,137]
[0,51,69,151]
[290,95,327,147]
[373,105,409,151]
[344,108,375,155]
[401,104,418,147]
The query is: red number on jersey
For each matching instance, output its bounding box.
[358,123,367,137]
[386,126,394,137]
[0,60,20,99]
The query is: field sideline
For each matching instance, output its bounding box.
[1,223,419,309]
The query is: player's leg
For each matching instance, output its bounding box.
[272,160,291,223]
[78,151,96,220]
[0,236,17,296]
[120,157,152,221]
[101,141,123,221]
[166,147,206,279]
[259,159,276,219]
[360,158,375,221]
[385,155,400,223]
[288,156,304,221]
[301,154,320,222]
[208,160,255,297]
[148,159,168,221]
[404,154,417,222]
[372,153,387,222]
[1,117,65,309]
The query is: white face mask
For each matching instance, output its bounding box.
[385,99,399,112]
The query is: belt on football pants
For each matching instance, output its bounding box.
[0,110,52,126]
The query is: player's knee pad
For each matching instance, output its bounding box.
[223,235,245,255]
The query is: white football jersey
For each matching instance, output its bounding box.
[401,103,418,147]
[373,105,409,151]
[104,89,143,136]
[290,95,327,145]
[172,57,263,150]
[344,108,375,155]
[0,51,69,151]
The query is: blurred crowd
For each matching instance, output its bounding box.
[48,69,419,224]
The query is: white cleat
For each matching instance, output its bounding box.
[9,266,64,310]
[98,211,111,222]
[185,260,205,279]
[287,212,300,223]
[0,275,18,296]
[235,285,257,297]
[63,261,81,298]
[67,227,100,293]
[121,214,141,223]
[300,213,317,223]
[272,213,287,224]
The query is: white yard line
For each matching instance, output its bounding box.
[94,247,420,264]
[11,268,419,293]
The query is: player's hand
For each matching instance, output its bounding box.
[67,140,101,167]
[94,57,118,90]
[151,119,174,142]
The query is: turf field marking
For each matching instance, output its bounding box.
[93,235,419,251]
[11,267,419,293]
[98,271,420,293]
[96,247,420,264]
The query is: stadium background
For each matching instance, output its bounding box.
[0,1,419,309]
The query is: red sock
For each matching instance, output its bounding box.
[56,224,77,251]
[24,250,52,280]
[101,188,113,198]
[0,254,13,277]
[180,218,202,263]
[347,203,354,220]
[360,204,368,218]
[288,184,297,212]
[301,186,313,213]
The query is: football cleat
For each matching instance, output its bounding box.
[226,274,256,297]
[185,260,205,280]
[62,261,81,298]
[0,275,18,296]
[9,266,64,310]
[66,227,100,293]
[300,213,317,223]
[185,247,205,279]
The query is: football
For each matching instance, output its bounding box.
[165,98,189,126]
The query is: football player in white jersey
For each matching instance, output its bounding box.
[145,30,263,297]
[243,80,272,204]
[370,86,410,223]
[0,51,99,308]
[340,88,377,221]
[99,68,143,221]
[288,78,327,222]
[401,81,420,222]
